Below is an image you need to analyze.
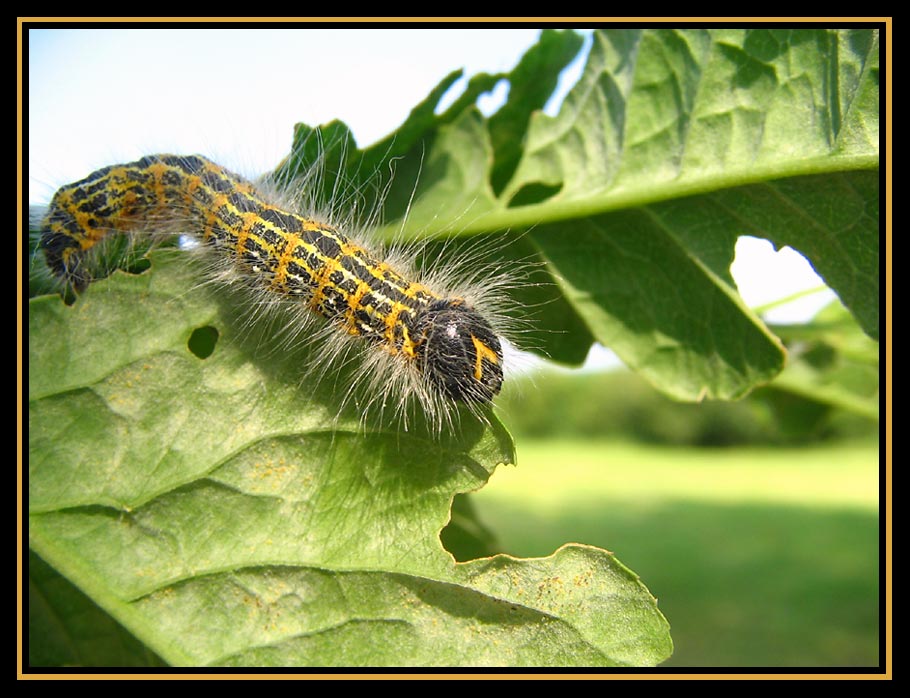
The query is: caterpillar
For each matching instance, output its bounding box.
[37,153,512,433]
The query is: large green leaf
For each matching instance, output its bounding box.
[365,28,879,398]
[28,253,671,667]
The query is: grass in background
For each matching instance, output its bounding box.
[466,439,880,668]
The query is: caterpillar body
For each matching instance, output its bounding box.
[39,154,510,432]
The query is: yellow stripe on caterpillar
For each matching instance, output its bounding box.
[39,154,505,411]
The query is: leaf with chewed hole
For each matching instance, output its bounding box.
[365,28,880,397]
[29,253,671,667]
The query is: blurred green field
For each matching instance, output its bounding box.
[467,438,881,668]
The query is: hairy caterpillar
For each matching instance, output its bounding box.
[38,153,514,433]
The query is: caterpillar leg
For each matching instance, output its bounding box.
[40,207,93,292]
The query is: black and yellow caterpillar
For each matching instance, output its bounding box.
[40,154,504,406]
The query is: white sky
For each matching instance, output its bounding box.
[26,26,833,334]
[28,28,548,202]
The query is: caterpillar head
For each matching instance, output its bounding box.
[413,299,504,404]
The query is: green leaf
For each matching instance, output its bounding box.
[487,29,587,196]
[365,28,879,398]
[28,253,671,667]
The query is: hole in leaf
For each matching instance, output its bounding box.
[731,236,835,324]
[439,494,500,562]
[435,74,469,115]
[477,78,510,116]
[188,325,219,359]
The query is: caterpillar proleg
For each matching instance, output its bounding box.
[38,151,520,435]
